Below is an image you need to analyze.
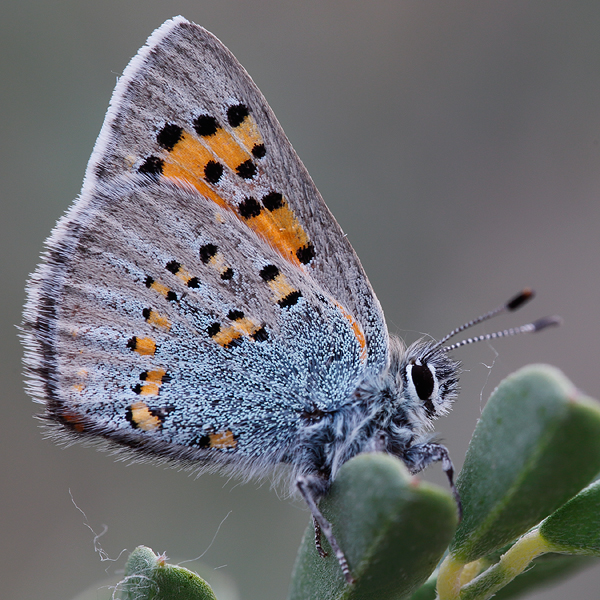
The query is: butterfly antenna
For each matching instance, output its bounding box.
[442,315,562,353]
[422,289,560,360]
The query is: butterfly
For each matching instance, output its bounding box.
[21,16,557,584]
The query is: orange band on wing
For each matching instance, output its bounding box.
[231,114,264,154]
[154,125,314,268]
[201,127,252,172]
[243,201,312,265]
[162,132,228,208]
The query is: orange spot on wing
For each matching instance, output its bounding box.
[174,266,192,284]
[267,273,297,303]
[231,317,262,337]
[129,401,161,431]
[61,411,86,432]
[232,115,264,152]
[212,326,242,347]
[145,369,167,384]
[208,253,230,277]
[140,383,160,396]
[134,337,156,356]
[149,280,171,297]
[139,369,168,396]
[209,429,237,449]
[146,309,171,330]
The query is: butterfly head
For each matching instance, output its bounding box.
[396,338,461,426]
[392,289,561,429]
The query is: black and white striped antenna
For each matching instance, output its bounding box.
[423,289,561,361]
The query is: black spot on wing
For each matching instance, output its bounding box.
[207,323,221,337]
[166,260,181,274]
[236,159,256,179]
[278,291,302,308]
[238,197,262,219]
[204,161,223,184]
[262,192,284,211]
[296,243,315,265]
[251,327,269,341]
[259,264,280,281]
[252,144,266,159]
[139,156,164,175]
[199,244,218,264]
[193,114,219,137]
[157,123,183,151]
[227,104,249,127]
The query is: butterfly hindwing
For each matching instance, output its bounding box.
[25,171,371,472]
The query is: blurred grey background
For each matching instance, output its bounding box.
[2,1,599,599]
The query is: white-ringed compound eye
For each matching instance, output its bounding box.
[405,360,439,417]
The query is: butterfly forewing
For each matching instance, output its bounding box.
[88,17,388,369]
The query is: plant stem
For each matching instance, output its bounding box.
[458,529,555,600]
[437,554,465,600]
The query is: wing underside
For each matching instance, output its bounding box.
[22,17,390,473]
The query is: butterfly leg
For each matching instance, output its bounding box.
[404,442,462,520]
[312,517,328,557]
[297,475,355,584]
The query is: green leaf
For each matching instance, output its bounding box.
[118,546,218,600]
[450,365,600,563]
[540,478,600,555]
[407,571,439,600]
[288,453,457,600]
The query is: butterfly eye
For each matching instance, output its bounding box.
[410,362,435,401]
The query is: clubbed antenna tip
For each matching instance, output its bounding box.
[531,316,563,332]
[506,288,535,311]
